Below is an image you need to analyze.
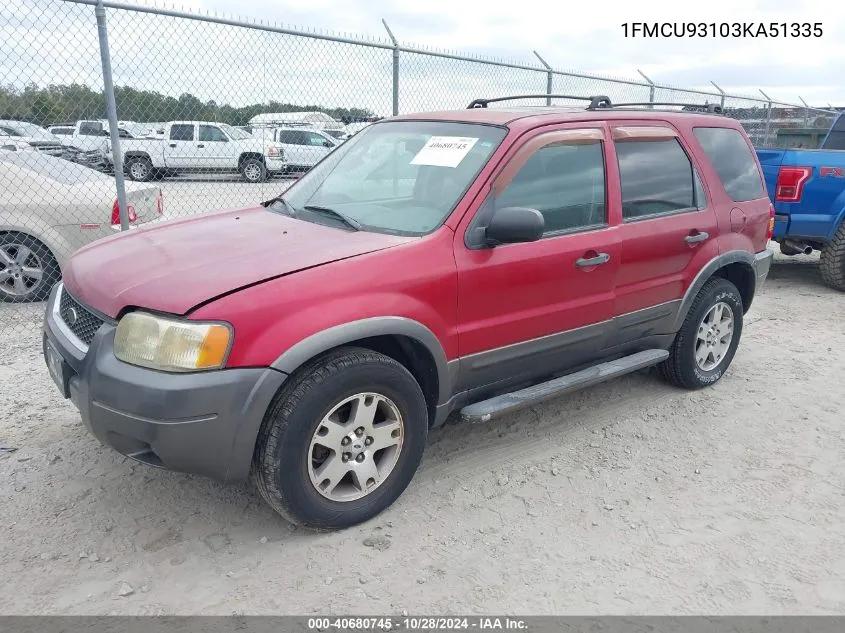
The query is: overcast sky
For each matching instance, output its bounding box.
[2,0,843,117]
[194,0,844,106]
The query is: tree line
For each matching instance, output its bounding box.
[0,83,377,126]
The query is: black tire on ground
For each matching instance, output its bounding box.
[251,347,429,530]
[658,277,744,390]
[0,232,60,303]
[240,157,267,183]
[125,155,153,182]
[820,222,845,291]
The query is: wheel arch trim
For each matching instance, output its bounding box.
[672,250,756,331]
[270,316,454,405]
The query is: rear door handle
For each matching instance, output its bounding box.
[168,143,177,147]
[575,252,611,268]
[197,144,205,148]
[684,231,709,244]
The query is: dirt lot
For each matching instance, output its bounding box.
[1,250,844,615]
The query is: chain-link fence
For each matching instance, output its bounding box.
[0,0,841,344]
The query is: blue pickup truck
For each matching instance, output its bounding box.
[756,111,845,290]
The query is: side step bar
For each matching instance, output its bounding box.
[459,349,669,423]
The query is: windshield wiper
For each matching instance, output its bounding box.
[264,196,298,217]
[302,205,362,231]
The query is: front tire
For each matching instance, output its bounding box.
[820,222,845,291]
[252,347,429,529]
[658,277,744,390]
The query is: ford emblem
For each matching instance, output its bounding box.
[66,307,78,326]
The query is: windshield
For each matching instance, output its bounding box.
[2,121,57,141]
[275,120,507,235]
[122,122,153,137]
[220,123,252,140]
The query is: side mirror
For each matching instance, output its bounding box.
[485,206,544,245]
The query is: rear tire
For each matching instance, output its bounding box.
[820,223,845,291]
[240,157,267,183]
[658,278,743,390]
[252,347,429,530]
[0,232,60,303]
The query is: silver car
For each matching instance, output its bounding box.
[1,150,164,302]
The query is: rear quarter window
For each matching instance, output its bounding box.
[693,127,765,202]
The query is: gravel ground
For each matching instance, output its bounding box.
[1,248,844,615]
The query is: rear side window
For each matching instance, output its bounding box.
[170,124,194,141]
[616,138,696,220]
[693,127,765,202]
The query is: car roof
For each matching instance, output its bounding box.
[387,107,735,130]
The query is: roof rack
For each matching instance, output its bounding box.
[467,95,612,110]
[609,102,723,114]
[466,95,723,115]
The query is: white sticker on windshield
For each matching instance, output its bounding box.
[410,136,479,168]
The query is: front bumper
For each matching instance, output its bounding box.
[42,283,287,484]
[753,248,774,291]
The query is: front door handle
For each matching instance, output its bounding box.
[197,144,205,148]
[684,231,709,245]
[575,252,611,268]
[168,143,177,147]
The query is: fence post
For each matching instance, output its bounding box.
[382,19,399,116]
[710,81,726,110]
[798,96,810,127]
[94,0,129,231]
[533,51,553,106]
[760,89,773,146]
[637,69,655,107]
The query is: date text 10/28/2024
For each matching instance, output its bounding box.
[307,617,528,631]
[621,22,823,37]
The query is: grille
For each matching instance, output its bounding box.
[58,288,104,347]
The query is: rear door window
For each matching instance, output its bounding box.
[693,127,766,201]
[615,137,697,220]
[169,124,195,141]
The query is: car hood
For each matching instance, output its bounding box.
[62,205,416,318]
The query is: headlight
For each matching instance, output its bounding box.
[113,311,232,372]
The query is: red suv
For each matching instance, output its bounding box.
[42,96,774,529]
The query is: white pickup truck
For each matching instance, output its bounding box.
[109,121,287,183]
[48,120,138,168]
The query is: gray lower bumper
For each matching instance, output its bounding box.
[42,285,287,484]
[753,248,774,291]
